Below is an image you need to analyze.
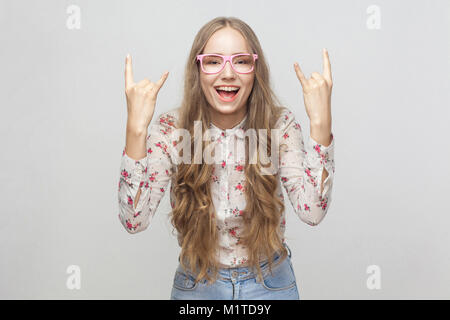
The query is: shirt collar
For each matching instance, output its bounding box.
[209,114,247,140]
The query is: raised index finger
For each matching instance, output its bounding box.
[125,54,134,89]
[322,48,332,84]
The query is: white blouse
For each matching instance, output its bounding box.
[118,107,335,268]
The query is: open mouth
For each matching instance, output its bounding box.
[215,87,240,101]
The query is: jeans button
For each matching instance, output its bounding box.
[232,271,238,277]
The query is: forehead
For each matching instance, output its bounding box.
[203,27,250,54]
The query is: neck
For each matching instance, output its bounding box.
[210,108,247,130]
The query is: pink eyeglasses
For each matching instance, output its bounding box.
[196,53,258,74]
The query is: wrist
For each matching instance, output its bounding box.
[126,124,147,137]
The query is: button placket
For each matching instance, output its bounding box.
[224,134,229,204]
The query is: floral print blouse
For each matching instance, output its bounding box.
[117,107,335,268]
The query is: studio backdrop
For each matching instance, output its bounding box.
[0,0,449,299]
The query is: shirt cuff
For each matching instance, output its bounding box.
[120,149,147,185]
[305,133,335,173]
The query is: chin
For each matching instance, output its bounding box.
[211,105,241,115]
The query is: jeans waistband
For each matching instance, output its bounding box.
[177,242,292,282]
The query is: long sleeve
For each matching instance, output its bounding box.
[278,109,335,226]
[117,112,175,234]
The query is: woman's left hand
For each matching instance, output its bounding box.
[294,48,333,127]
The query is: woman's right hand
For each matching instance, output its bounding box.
[125,54,169,134]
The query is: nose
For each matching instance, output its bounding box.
[220,60,236,78]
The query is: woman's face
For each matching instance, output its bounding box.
[199,27,255,118]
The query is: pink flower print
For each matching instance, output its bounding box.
[229,227,238,237]
[126,220,133,229]
[125,219,141,231]
[172,140,177,147]
[294,122,301,130]
[235,182,244,194]
[212,175,219,183]
[149,172,158,182]
[227,193,230,200]
[319,153,329,165]
[165,169,170,176]
[122,149,126,156]
[144,181,149,189]
[237,257,247,265]
[160,187,165,193]
[314,144,322,154]
[159,115,176,128]
[284,114,289,121]
[304,203,311,212]
[133,211,141,218]
[305,168,312,177]
[155,142,168,154]
[127,195,133,206]
[235,164,244,172]
[283,133,289,139]
[121,169,130,179]
[318,196,328,210]
[139,181,144,188]
[221,160,226,168]
[232,207,243,217]
[148,147,152,154]
[307,175,317,187]
[281,218,286,226]
[281,176,288,183]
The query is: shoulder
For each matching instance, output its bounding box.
[153,108,180,129]
[147,108,181,145]
[274,106,299,131]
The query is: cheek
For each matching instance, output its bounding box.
[243,76,255,90]
[200,77,214,94]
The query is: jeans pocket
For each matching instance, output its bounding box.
[261,256,296,291]
[172,271,199,291]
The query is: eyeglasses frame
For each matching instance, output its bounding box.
[196,53,259,74]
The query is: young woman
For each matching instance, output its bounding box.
[118,16,335,300]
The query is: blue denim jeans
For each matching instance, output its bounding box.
[170,243,300,300]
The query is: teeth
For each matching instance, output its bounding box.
[216,86,239,92]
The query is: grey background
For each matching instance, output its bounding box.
[0,0,449,299]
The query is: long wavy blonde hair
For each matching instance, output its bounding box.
[169,16,289,285]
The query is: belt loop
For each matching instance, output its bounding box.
[285,242,292,258]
